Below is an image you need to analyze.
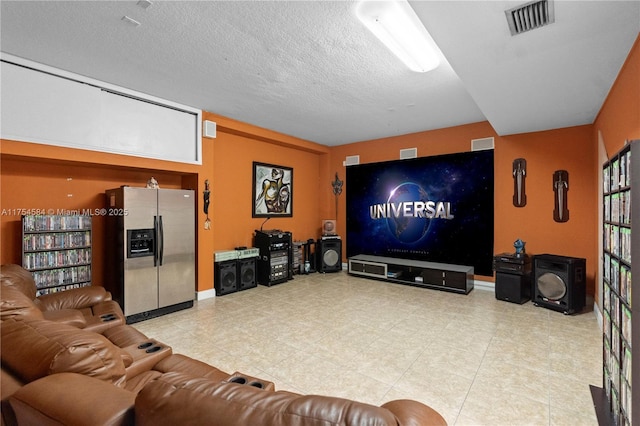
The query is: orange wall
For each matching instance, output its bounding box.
[498,126,596,279]
[594,33,640,157]
[591,33,640,306]
[0,155,186,285]
[1,112,329,294]
[206,111,331,252]
[328,122,598,294]
[0,121,605,299]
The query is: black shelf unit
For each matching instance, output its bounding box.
[22,215,92,296]
[348,254,473,294]
[601,140,638,426]
[254,229,293,286]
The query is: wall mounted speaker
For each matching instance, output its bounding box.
[533,254,586,314]
[204,120,217,138]
[317,238,342,273]
[214,260,237,296]
[237,258,257,291]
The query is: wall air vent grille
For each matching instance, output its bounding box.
[400,148,417,160]
[505,0,555,36]
[471,137,494,151]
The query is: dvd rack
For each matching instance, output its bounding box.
[22,215,92,296]
[601,140,637,426]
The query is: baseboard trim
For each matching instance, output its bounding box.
[196,288,216,301]
[474,279,495,292]
[594,301,603,330]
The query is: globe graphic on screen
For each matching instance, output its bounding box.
[386,182,431,243]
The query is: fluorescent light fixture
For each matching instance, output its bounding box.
[356,0,440,73]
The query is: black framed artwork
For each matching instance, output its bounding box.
[252,162,293,217]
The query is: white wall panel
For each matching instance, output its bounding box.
[1,57,201,164]
[1,61,101,149]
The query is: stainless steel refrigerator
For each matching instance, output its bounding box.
[105,187,195,323]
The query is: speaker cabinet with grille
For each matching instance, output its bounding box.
[533,254,586,314]
[214,260,237,296]
[317,237,342,273]
[237,257,257,291]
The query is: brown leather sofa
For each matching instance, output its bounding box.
[1,263,125,333]
[1,266,447,426]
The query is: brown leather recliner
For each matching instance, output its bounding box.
[8,370,448,426]
[0,318,231,426]
[0,263,125,332]
[1,317,448,426]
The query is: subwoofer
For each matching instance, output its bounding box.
[214,260,237,296]
[317,238,342,273]
[533,254,586,314]
[237,258,257,291]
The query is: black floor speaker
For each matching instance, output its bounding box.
[533,254,586,314]
[214,260,237,296]
[317,238,342,273]
[495,272,531,304]
[237,258,257,291]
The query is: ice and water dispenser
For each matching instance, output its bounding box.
[127,229,155,258]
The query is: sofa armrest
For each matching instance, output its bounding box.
[122,340,172,379]
[10,373,135,426]
[381,399,447,426]
[36,286,111,311]
[136,372,440,426]
[0,285,44,322]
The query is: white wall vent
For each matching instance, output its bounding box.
[505,0,555,36]
[471,137,495,151]
[400,148,417,160]
[344,155,360,166]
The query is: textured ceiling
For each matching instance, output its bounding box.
[1,1,638,146]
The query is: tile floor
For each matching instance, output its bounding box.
[134,271,603,426]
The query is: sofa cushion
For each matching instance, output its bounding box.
[122,370,164,394]
[41,308,87,328]
[152,354,230,382]
[0,319,127,386]
[0,285,44,322]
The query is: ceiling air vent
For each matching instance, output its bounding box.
[505,0,555,36]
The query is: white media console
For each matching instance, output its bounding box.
[348,254,474,294]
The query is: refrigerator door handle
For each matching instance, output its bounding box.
[153,216,158,267]
[158,215,164,266]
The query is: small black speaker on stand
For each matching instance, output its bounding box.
[317,237,342,273]
[532,254,586,314]
[237,257,257,291]
[214,260,238,296]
